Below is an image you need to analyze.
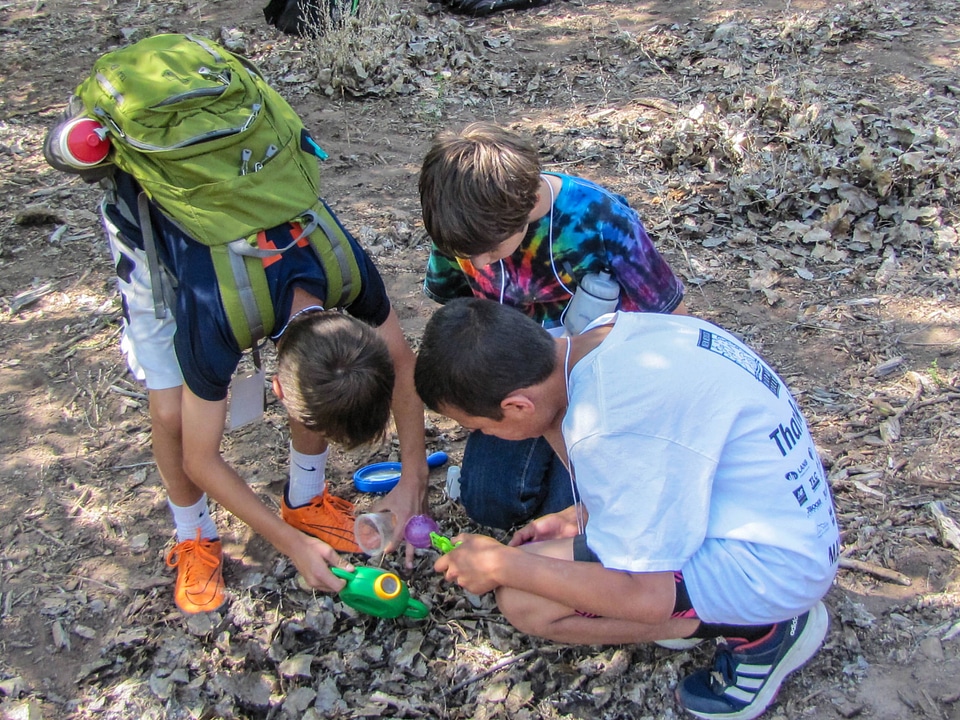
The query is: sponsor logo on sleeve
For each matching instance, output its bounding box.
[793,485,809,506]
[810,471,822,491]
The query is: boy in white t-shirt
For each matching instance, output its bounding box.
[414,298,840,720]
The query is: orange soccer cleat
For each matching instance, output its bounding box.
[165,530,226,614]
[281,487,361,553]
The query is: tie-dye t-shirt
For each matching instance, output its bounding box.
[423,173,684,331]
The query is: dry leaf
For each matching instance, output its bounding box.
[748,269,781,291]
[872,357,905,377]
[279,654,315,678]
[879,417,901,443]
[52,621,70,652]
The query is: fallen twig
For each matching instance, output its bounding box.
[7,282,56,313]
[839,557,912,586]
[912,393,960,410]
[112,461,156,470]
[31,526,67,547]
[442,648,537,697]
[108,384,147,400]
[51,318,118,355]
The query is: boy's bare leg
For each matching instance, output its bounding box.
[287,414,328,456]
[497,586,700,645]
[495,538,700,645]
[149,386,204,507]
[150,386,226,613]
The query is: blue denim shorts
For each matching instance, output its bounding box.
[459,431,576,530]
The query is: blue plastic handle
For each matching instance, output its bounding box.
[427,451,448,468]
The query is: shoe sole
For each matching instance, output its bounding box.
[683,601,829,720]
[179,596,226,614]
[656,637,705,650]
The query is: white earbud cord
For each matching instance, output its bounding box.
[545,173,580,332]
[497,175,573,314]
[272,304,325,341]
[498,258,506,304]
[545,174,575,297]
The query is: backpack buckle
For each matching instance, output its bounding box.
[226,210,318,260]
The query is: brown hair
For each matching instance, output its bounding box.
[419,122,542,258]
[415,298,556,419]
[277,311,395,448]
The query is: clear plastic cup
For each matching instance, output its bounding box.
[354,511,397,556]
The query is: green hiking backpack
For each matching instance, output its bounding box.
[74,33,362,349]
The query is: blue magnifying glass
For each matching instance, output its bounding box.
[353,451,448,493]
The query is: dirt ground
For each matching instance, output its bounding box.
[1,0,959,718]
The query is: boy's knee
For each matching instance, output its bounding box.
[459,434,573,530]
[496,587,549,636]
[496,587,536,633]
[148,390,183,437]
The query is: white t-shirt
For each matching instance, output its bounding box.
[564,313,839,624]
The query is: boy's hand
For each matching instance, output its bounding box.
[508,505,583,546]
[433,534,506,595]
[371,477,428,568]
[289,537,355,593]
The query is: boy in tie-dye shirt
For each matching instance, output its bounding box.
[419,123,686,530]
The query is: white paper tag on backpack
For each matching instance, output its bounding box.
[226,368,265,431]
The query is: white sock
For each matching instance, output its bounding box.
[168,494,218,542]
[288,444,328,506]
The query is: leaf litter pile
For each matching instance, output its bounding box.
[0,0,958,718]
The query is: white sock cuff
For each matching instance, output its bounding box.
[288,444,328,506]
[290,444,329,475]
[168,492,206,512]
[168,493,218,542]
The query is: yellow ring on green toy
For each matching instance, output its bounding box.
[374,573,402,600]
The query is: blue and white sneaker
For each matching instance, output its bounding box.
[677,601,829,720]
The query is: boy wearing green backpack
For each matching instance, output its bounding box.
[44,35,431,614]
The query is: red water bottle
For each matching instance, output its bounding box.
[57,117,110,167]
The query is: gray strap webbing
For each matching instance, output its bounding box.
[226,243,265,343]
[314,212,354,305]
[102,175,140,228]
[138,192,169,320]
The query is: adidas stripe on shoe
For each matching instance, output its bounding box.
[677,601,829,720]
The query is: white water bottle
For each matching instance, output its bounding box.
[563,271,620,336]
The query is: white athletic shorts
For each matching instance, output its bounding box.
[103,206,183,391]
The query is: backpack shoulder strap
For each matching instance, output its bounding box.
[305,203,363,309]
[137,192,177,319]
[211,239,274,350]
